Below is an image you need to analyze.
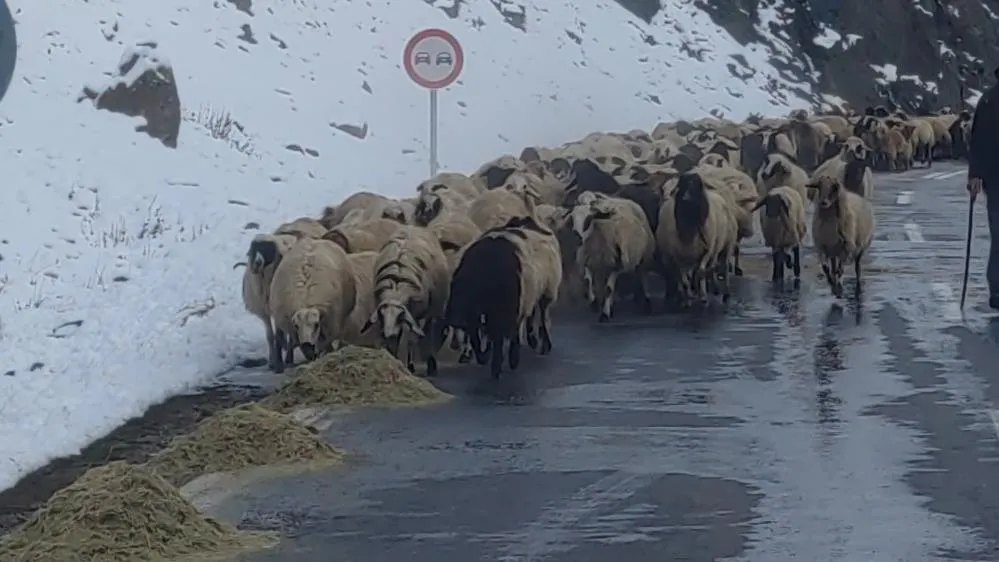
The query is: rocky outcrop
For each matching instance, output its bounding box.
[615,0,998,112]
[80,42,181,148]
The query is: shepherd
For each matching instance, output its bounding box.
[966,67,999,310]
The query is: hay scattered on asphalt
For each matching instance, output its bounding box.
[0,461,274,562]
[262,344,449,412]
[144,403,344,487]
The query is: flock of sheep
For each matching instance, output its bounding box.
[237,105,970,379]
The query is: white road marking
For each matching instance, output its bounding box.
[937,170,965,180]
[931,282,963,323]
[989,410,999,442]
[921,171,946,180]
[903,223,924,242]
[896,190,913,205]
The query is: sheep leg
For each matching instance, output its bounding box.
[421,317,440,377]
[270,328,287,374]
[854,251,864,296]
[771,251,782,282]
[284,333,297,367]
[263,318,278,371]
[719,252,732,303]
[634,271,653,314]
[584,268,598,312]
[490,336,505,379]
[733,246,743,276]
[600,271,620,322]
[508,331,522,371]
[538,295,554,355]
[792,246,802,279]
[525,311,539,350]
[830,257,844,298]
[448,327,462,351]
[472,328,490,365]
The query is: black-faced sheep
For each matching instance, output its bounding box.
[361,226,451,376]
[577,195,656,321]
[268,238,358,373]
[445,215,562,379]
[240,233,298,371]
[807,176,875,298]
[753,186,807,283]
[811,137,874,199]
[656,172,739,305]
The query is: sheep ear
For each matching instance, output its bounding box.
[360,310,378,334]
[402,309,425,337]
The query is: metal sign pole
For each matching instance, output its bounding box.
[429,89,439,176]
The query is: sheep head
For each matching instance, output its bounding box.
[247,236,280,274]
[362,302,424,353]
[807,176,841,209]
[413,192,444,226]
[291,308,323,360]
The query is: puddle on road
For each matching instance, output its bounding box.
[232,470,761,562]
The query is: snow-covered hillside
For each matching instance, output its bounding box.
[0,0,813,491]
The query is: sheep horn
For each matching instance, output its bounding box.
[233,261,248,269]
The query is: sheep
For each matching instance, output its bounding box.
[807,176,875,298]
[361,225,451,376]
[577,195,656,321]
[445,214,562,378]
[693,165,758,275]
[274,217,328,239]
[874,125,911,171]
[268,237,358,373]
[319,191,392,228]
[240,233,299,371]
[755,152,809,202]
[322,217,404,253]
[907,117,936,167]
[417,172,483,202]
[342,251,379,348]
[656,172,739,305]
[752,186,807,282]
[810,138,874,199]
[467,184,536,232]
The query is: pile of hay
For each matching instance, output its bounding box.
[262,345,449,412]
[144,403,344,487]
[0,461,274,562]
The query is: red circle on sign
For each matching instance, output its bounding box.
[403,28,464,90]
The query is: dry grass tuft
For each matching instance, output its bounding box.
[0,461,275,562]
[144,403,343,487]
[262,345,449,412]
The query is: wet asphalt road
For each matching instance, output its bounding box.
[217,161,999,561]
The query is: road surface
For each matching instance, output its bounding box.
[213,162,999,561]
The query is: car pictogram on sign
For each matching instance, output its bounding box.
[435,53,452,66]
[414,51,431,65]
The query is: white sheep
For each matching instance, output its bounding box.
[752,185,807,282]
[274,217,329,239]
[445,214,562,378]
[656,172,739,305]
[577,195,656,321]
[322,217,404,253]
[807,176,875,298]
[268,237,358,373]
[361,225,451,376]
[240,233,298,371]
[467,184,539,232]
[811,137,874,199]
[320,191,393,228]
[342,251,379,348]
[755,152,809,202]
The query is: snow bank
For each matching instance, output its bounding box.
[0,0,813,491]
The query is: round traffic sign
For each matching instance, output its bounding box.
[403,28,464,90]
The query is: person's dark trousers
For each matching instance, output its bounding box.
[986,190,999,306]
